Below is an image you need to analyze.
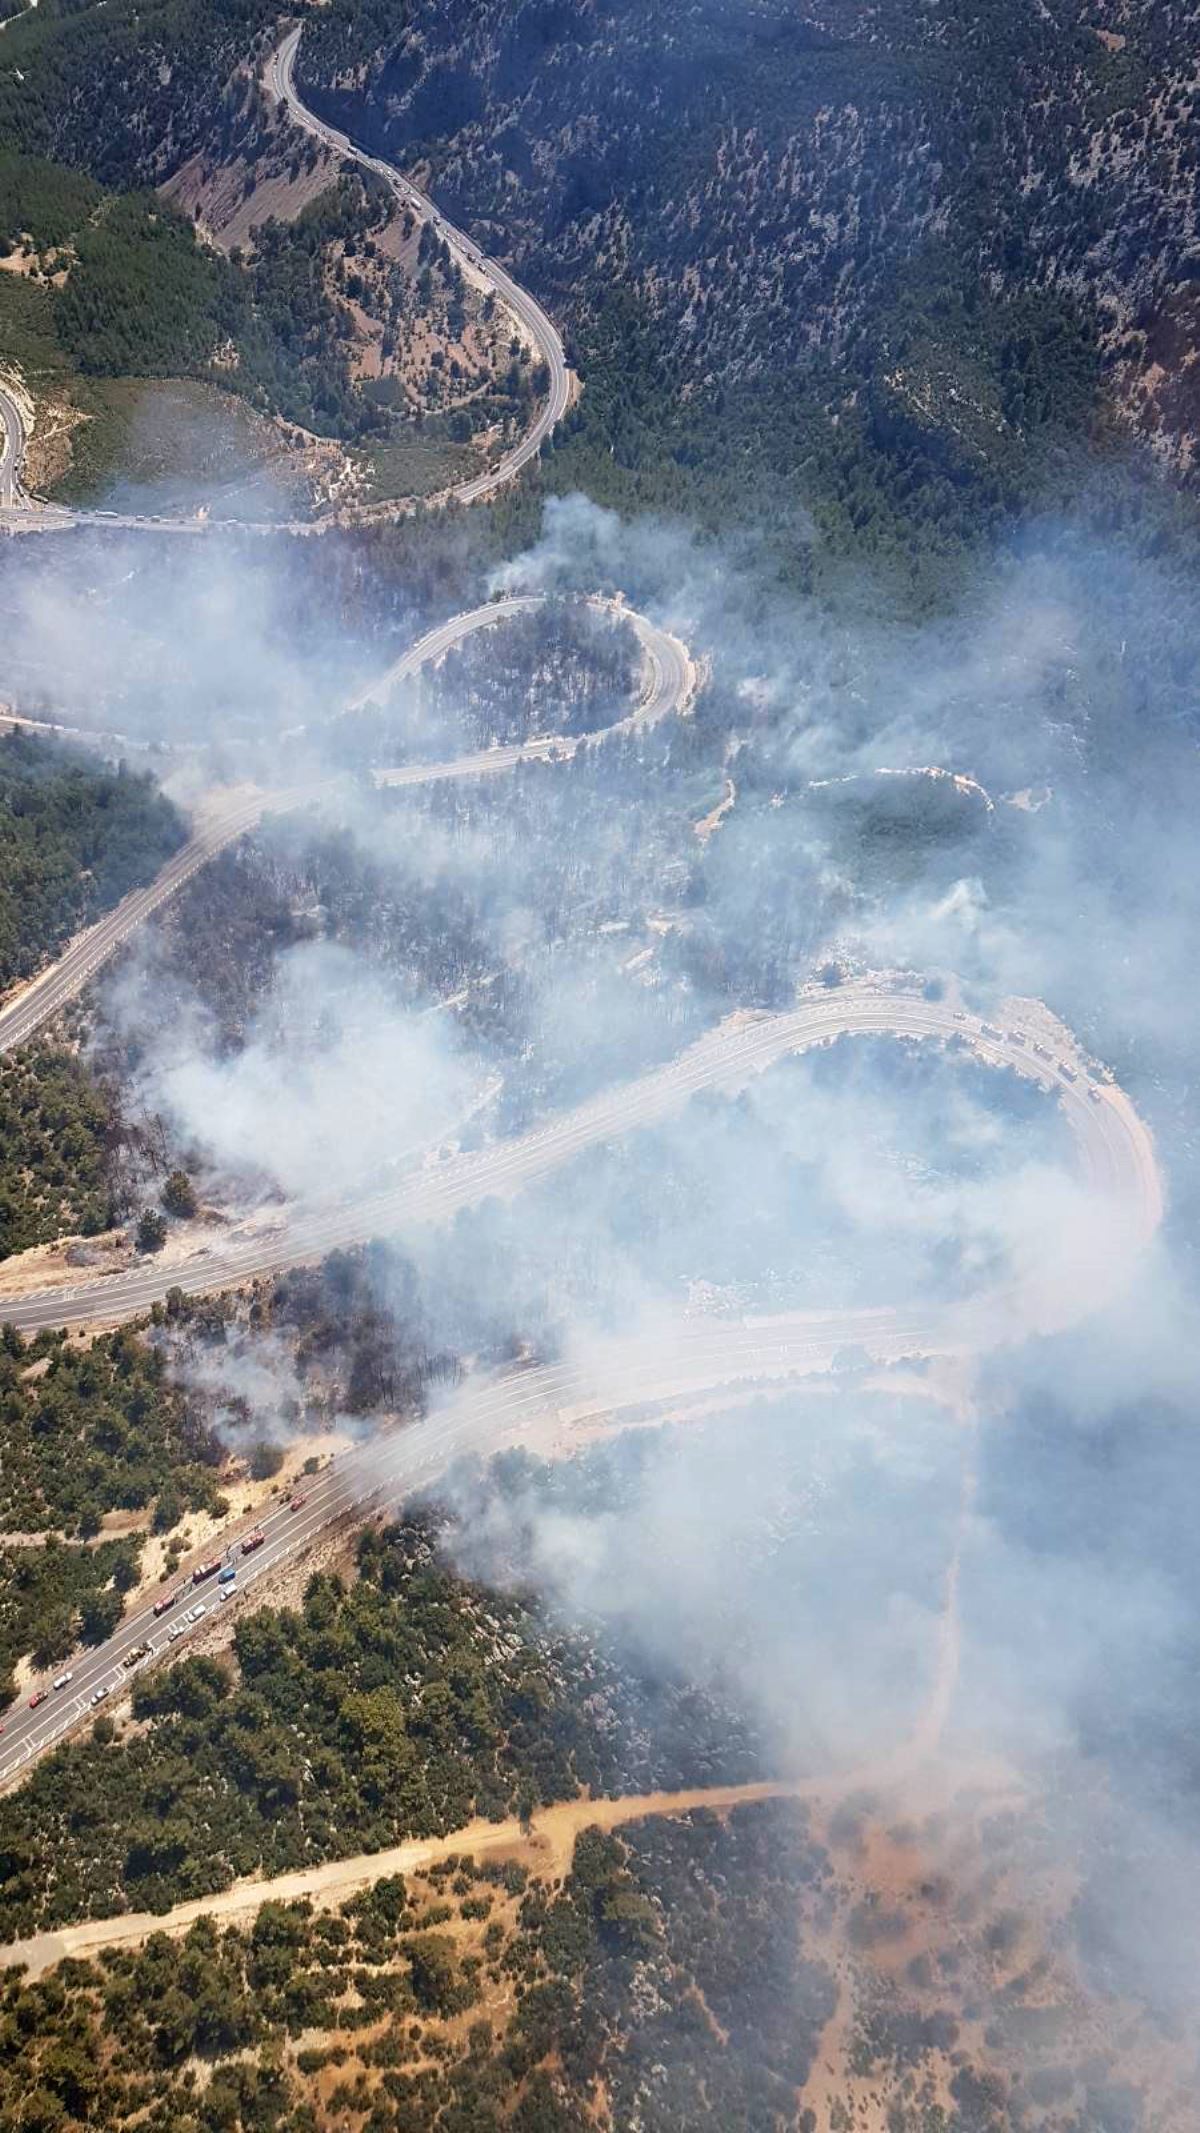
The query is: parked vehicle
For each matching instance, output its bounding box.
[218,1565,236,1585]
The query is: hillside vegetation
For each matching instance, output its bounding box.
[0,730,184,989]
[0,1046,114,1258]
[0,1510,756,1937]
[297,0,1200,586]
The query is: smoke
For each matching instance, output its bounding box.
[128,937,482,1203]
[5,482,1200,2064]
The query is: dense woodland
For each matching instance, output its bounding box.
[3,0,1198,580]
[0,11,1198,2130]
[0,1324,222,1547]
[0,1802,847,2133]
[0,731,183,990]
[1,161,399,442]
[0,1045,113,1257]
[0,1533,143,1703]
[1,1786,1178,2131]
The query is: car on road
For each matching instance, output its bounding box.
[123,1643,151,1670]
[29,1690,47,1710]
[289,1494,307,1511]
[167,1623,184,1642]
[91,1684,110,1705]
[188,1602,207,1622]
[52,1672,73,1691]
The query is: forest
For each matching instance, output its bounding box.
[0,1801,842,2133]
[2,1782,1172,2131]
[4,0,1199,589]
[294,0,1200,597]
[0,1323,223,1547]
[0,730,184,988]
[2,160,400,441]
[0,1045,113,1258]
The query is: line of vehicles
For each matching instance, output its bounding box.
[17,1497,313,1729]
[964,1014,1107,1101]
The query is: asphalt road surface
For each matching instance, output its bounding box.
[0,384,23,510]
[0,1340,814,1779]
[0,564,1163,1785]
[363,592,695,775]
[0,981,1161,1339]
[0,978,1162,1783]
[0,787,319,1058]
[266,26,571,510]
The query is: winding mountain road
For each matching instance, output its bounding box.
[0,28,1166,1795]
[0,25,571,539]
[0,594,688,1060]
[0,978,1162,1343]
[268,26,572,510]
[0,571,1163,1791]
[0,977,1161,1785]
[0,825,1164,1784]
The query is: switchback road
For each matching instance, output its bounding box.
[0,575,1164,1787]
[0,594,689,1059]
[0,980,1161,1341]
[0,985,1160,1781]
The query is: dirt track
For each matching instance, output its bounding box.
[0,1780,805,1979]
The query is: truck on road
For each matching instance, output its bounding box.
[241,1528,266,1557]
[192,1560,221,1586]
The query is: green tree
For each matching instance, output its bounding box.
[80,1587,123,1645]
[33,1605,77,1670]
[161,1170,198,1218]
[136,1208,167,1253]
